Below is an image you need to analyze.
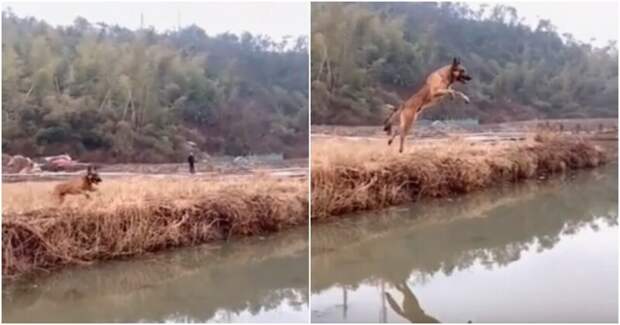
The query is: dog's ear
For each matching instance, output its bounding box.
[452,57,460,67]
[86,165,93,174]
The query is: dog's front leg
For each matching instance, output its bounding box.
[445,85,469,104]
[453,91,470,104]
[432,88,454,99]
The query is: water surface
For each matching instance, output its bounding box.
[3,228,309,323]
[311,163,618,323]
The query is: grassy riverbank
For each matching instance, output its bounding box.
[311,133,607,220]
[2,176,307,277]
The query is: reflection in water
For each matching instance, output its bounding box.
[3,228,309,323]
[311,164,618,323]
[385,283,438,323]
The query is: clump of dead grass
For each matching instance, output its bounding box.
[2,177,307,277]
[311,133,606,220]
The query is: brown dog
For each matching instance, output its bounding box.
[384,57,472,153]
[53,166,102,204]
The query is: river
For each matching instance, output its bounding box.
[3,228,309,323]
[311,163,618,323]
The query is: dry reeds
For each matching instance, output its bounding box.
[311,133,606,220]
[2,177,308,277]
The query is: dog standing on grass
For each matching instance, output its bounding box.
[53,166,102,204]
[384,57,472,153]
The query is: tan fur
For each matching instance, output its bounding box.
[384,57,471,153]
[53,166,102,204]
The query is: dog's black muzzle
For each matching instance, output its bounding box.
[458,74,472,84]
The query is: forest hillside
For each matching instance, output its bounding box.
[3,11,308,162]
[311,3,618,125]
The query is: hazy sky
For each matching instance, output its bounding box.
[2,2,309,40]
[2,2,617,47]
[499,2,617,47]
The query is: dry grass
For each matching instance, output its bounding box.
[2,176,308,277]
[311,133,607,220]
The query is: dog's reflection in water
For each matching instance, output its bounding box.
[385,283,440,323]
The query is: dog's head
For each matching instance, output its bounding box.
[451,57,472,84]
[85,166,102,184]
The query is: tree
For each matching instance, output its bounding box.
[2,13,309,161]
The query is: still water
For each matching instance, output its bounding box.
[3,228,309,323]
[311,163,618,323]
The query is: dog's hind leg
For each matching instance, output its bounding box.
[388,125,399,146]
[398,112,418,153]
[398,129,406,153]
[398,118,411,153]
[385,105,400,145]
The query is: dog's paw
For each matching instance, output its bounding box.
[383,104,396,111]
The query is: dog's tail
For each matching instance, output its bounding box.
[383,104,399,135]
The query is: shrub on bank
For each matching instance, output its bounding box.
[2,177,308,277]
[311,134,606,219]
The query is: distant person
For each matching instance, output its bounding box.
[188,152,195,174]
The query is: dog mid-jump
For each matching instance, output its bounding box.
[384,57,472,153]
[53,166,102,204]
